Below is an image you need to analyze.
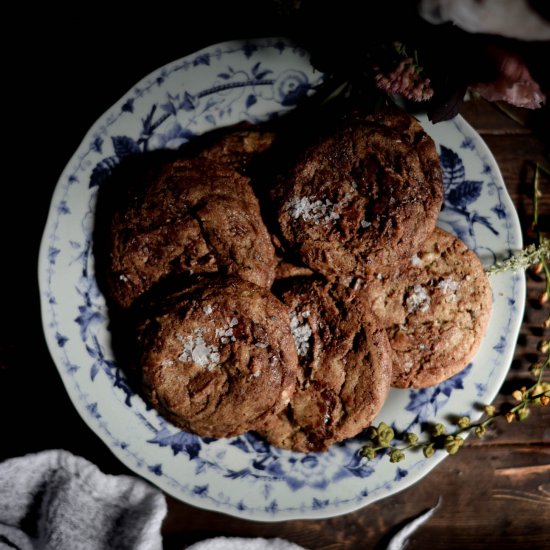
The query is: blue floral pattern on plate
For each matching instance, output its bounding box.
[38,38,525,521]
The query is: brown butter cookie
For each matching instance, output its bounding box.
[196,127,277,174]
[139,277,298,438]
[106,158,276,309]
[272,123,443,279]
[259,278,392,452]
[345,104,443,193]
[365,227,493,388]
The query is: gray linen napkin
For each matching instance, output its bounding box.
[186,538,306,549]
[0,450,166,550]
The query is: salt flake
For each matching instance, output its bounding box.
[438,278,459,302]
[290,310,312,357]
[178,329,220,370]
[286,196,340,225]
[407,284,431,313]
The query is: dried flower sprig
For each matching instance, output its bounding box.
[489,159,549,285]
[361,160,550,464]
[373,42,434,102]
[361,371,550,463]
[486,240,550,276]
[531,161,550,306]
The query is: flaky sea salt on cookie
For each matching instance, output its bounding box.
[138,277,298,438]
[271,121,443,280]
[365,228,493,388]
[259,278,392,452]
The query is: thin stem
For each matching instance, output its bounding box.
[534,163,541,228]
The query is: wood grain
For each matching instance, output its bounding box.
[162,447,550,550]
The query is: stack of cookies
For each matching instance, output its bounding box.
[99,107,492,453]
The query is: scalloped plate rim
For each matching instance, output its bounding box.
[38,37,525,521]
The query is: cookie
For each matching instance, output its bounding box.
[196,127,277,174]
[138,276,298,438]
[275,257,315,281]
[272,122,443,279]
[365,228,493,388]
[259,278,392,452]
[344,104,443,192]
[106,157,276,309]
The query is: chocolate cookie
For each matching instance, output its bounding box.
[196,127,277,174]
[345,104,443,193]
[138,277,298,438]
[260,278,392,452]
[272,122,443,279]
[106,158,276,309]
[365,228,493,388]
[275,257,315,281]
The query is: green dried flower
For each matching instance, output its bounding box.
[375,422,395,448]
[404,432,419,445]
[423,444,435,458]
[487,241,550,275]
[512,389,524,401]
[444,435,464,455]
[361,446,377,460]
[389,449,405,463]
[529,362,543,376]
[457,416,470,429]
[432,423,446,437]
[516,407,530,421]
[475,425,486,438]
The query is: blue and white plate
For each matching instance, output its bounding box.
[39,38,525,521]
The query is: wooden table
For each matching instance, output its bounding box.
[2,13,549,550]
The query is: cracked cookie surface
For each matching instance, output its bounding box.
[259,278,392,452]
[106,158,276,309]
[365,228,493,388]
[195,127,277,174]
[345,104,443,196]
[138,277,298,438]
[272,122,443,279]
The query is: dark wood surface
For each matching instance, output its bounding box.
[2,12,549,550]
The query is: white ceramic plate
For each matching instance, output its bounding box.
[39,37,525,521]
